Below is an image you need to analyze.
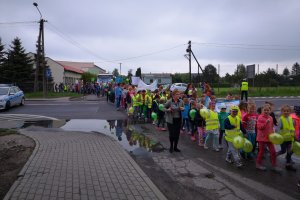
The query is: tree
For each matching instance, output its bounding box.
[5,37,34,89]
[135,67,141,78]
[202,64,218,83]
[112,68,119,77]
[282,67,290,76]
[0,38,7,82]
[291,62,300,76]
[81,72,96,84]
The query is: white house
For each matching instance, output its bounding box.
[141,73,172,85]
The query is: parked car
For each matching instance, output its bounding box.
[170,83,188,92]
[0,85,25,110]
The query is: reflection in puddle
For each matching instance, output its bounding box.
[61,119,161,153]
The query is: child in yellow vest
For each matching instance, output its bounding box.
[203,101,220,151]
[276,105,296,171]
[224,105,247,168]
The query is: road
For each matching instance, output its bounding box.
[1,95,300,199]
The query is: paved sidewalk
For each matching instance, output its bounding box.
[4,128,167,200]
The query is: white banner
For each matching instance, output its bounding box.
[131,76,140,85]
[137,79,158,91]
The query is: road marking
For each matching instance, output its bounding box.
[0,114,58,121]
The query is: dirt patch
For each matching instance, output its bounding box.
[0,130,35,199]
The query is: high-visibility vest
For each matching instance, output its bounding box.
[241,81,248,91]
[280,116,295,141]
[132,94,140,107]
[225,115,242,143]
[205,110,219,131]
[145,95,152,108]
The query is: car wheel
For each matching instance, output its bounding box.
[5,101,10,110]
[20,97,25,106]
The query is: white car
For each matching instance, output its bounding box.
[0,85,25,110]
[170,83,188,92]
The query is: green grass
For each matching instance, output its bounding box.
[25,92,83,99]
[0,129,19,136]
[211,86,300,98]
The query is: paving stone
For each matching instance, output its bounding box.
[4,130,167,200]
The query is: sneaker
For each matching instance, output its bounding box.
[191,136,196,141]
[187,131,192,135]
[214,148,220,152]
[256,165,267,171]
[236,162,243,168]
[174,148,181,152]
[285,165,297,171]
[226,157,233,164]
[152,121,156,125]
[161,128,167,131]
[271,166,283,173]
[198,142,204,147]
[182,127,185,131]
[203,145,209,149]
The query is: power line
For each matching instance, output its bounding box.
[46,22,115,64]
[0,21,38,25]
[192,42,300,51]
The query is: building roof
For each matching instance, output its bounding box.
[56,61,105,72]
[63,65,84,74]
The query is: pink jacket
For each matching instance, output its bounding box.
[256,114,274,142]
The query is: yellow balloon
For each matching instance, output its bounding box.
[128,107,134,114]
[233,136,245,149]
[243,139,253,153]
[292,141,300,156]
[200,109,208,118]
[268,133,284,145]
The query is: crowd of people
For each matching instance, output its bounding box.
[102,81,300,189]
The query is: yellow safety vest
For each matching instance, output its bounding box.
[146,95,152,108]
[225,115,242,143]
[280,116,295,141]
[241,81,248,91]
[205,110,219,131]
[132,94,140,107]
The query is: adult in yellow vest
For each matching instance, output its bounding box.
[276,105,296,171]
[240,79,249,102]
[224,105,247,168]
[203,101,220,151]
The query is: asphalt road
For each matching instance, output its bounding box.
[1,95,300,199]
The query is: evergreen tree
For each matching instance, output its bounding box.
[0,38,7,82]
[6,37,34,88]
[135,67,141,78]
[203,64,218,83]
[291,62,300,75]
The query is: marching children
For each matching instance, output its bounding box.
[218,104,229,149]
[204,101,220,151]
[189,100,197,141]
[276,105,296,171]
[242,102,258,158]
[256,104,281,172]
[195,103,206,146]
[181,96,191,134]
[157,98,167,131]
[224,105,247,168]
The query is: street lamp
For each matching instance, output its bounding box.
[33,2,46,97]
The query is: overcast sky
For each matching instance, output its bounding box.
[1,0,300,76]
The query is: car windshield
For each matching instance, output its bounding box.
[0,87,9,95]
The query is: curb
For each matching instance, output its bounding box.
[3,132,40,200]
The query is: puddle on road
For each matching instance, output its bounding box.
[16,119,162,153]
[61,119,161,153]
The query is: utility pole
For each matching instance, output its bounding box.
[119,63,122,76]
[186,41,192,83]
[33,2,46,97]
[218,64,220,93]
[276,64,278,74]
